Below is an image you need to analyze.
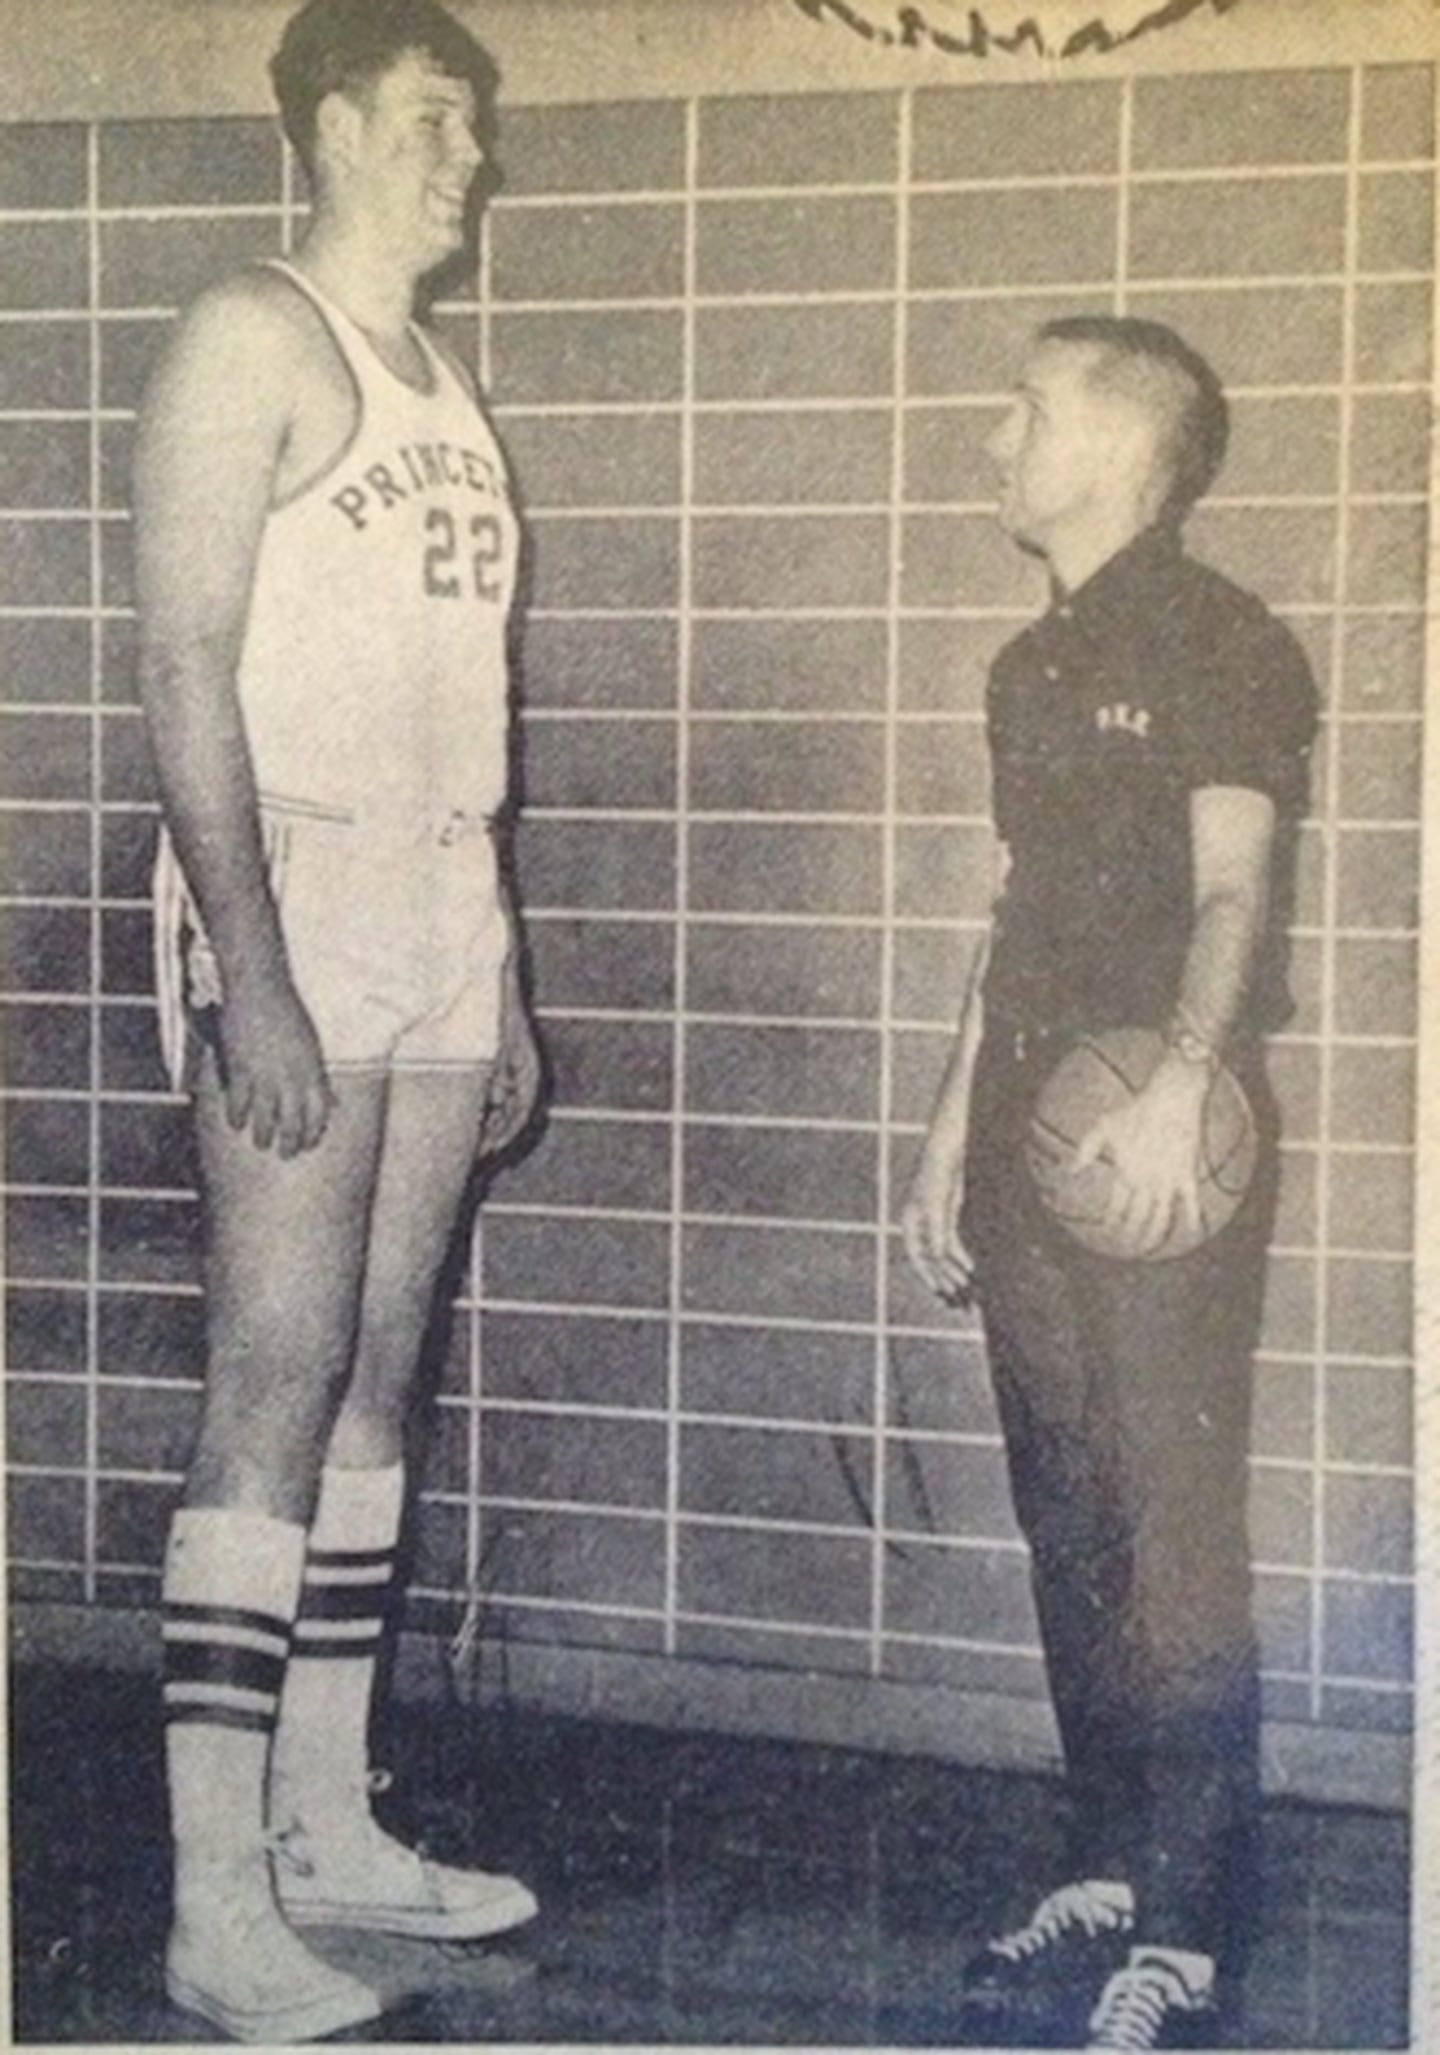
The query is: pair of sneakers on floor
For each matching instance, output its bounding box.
[961,1878,1220,2049]
[162,1489,538,2043]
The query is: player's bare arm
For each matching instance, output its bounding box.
[478,896,542,1157]
[425,323,543,1161]
[1074,781,1275,1253]
[135,273,352,1155]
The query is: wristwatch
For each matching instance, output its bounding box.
[1165,1012,1221,1076]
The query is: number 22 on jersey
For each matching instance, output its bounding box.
[423,506,505,601]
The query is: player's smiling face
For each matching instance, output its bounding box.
[347,49,484,263]
[986,340,1117,554]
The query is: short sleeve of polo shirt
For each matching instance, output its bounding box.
[1170,603,1318,815]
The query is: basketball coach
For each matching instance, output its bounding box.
[902,316,1317,2051]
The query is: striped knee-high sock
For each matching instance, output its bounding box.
[160,1506,385,2041]
[162,1507,304,1862]
[271,1463,405,1832]
[268,1465,541,1939]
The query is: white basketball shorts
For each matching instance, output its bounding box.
[153,803,510,1089]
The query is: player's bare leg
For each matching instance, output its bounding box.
[185,1063,390,1516]
[326,1063,496,1468]
[273,1064,539,1940]
[162,1061,391,2040]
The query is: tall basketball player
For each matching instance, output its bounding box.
[902,319,1316,2050]
[134,1,539,2038]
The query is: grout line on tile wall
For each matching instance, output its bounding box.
[82,120,104,1605]
[869,87,910,1678]
[1307,67,1364,1723]
[658,97,699,1659]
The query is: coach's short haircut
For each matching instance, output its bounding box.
[1037,314,1230,523]
[272,0,498,179]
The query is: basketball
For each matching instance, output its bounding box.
[1025,1026,1258,1261]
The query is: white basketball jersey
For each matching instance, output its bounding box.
[237,259,519,832]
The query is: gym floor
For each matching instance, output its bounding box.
[9,1660,1408,2048]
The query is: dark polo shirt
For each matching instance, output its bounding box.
[982,523,1318,1041]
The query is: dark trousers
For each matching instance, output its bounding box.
[962,1027,1274,1964]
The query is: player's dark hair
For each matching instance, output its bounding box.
[271,0,498,179]
[1037,314,1230,523]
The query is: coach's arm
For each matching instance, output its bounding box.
[1074,783,1276,1256]
[901,918,992,1306]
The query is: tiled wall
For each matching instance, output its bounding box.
[2,62,1431,1762]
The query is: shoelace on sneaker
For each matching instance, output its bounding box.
[273,1768,452,1911]
[1087,1959,1198,2049]
[263,1822,317,1880]
[991,1880,1135,1965]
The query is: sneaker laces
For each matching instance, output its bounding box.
[1087,1959,1201,2049]
[991,1880,1135,1964]
[263,1820,316,1880]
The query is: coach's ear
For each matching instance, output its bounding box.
[313,89,364,181]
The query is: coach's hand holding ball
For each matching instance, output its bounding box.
[1026,1024,1257,1262]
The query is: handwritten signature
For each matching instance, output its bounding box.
[787,0,1240,60]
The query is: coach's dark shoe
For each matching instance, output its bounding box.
[1085,1947,1217,2049]
[960,1878,1134,2033]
